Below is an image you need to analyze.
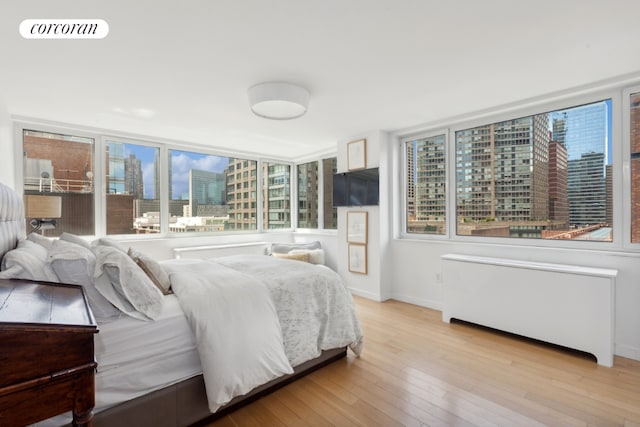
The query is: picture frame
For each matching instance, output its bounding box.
[347,138,366,171]
[347,211,368,244]
[348,243,367,274]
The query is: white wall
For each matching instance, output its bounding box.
[335,131,391,301]
[387,239,640,361]
[0,96,15,188]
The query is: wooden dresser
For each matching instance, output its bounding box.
[0,279,98,427]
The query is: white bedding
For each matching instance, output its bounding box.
[161,254,364,412]
[93,294,201,409]
[32,295,202,427]
[33,254,363,425]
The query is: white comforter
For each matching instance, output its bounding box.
[161,255,363,412]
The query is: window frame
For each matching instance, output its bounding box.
[17,122,101,236]
[14,120,303,239]
[398,88,626,252]
[399,130,450,240]
[100,135,165,237]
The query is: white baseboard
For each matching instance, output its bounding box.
[389,293,443,312]
[615,344,640,362]
[348,287,385,302]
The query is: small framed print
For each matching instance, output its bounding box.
[348,243,367,274]
[347,211,367,244]
[347,138,366,171]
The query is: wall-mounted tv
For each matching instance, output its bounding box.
[332,167,379,207]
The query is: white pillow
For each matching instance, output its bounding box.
[270,241,321,255]
[59,232,91,249]
[48,239,121,322]
[91,237,127,253]
[128,248,171,295]
[93,245,164,320]
[27,232,54,250]
[0,239,58,282]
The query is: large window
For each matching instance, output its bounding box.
[455,99,612,241]
[22,129,95,236]
[262,162,291,229]
[106,140,160,235]
[405,134,446,235]
[19,125,340,236]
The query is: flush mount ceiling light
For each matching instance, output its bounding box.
[248,82,309,120]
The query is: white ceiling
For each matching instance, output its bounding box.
[2,1,640,160]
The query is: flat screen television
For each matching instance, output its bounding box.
[332,168,379,207]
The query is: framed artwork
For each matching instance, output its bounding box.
[347,211,368,244]
[348,243,367,274]
[347,138,366,171]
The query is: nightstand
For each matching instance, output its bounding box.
[0,279,98,427]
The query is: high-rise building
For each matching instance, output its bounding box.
[189,169,225,217]
[551,101,609,227]
[125,154,144,199]
[548,139,569,226]
[456,115,549,223]
[226,159,258,230]
[406,143,416,220]
[414,136,446,222]
[263,162,290,229]
[567,152,606,226]
[550,101,609,161]
[298,162,318,228]
[322,157,338,229]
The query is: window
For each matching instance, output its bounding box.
[405,134,446,235]
[297,161,318,228]
[630,91,640,243]
[262,162,291,229]
[455,99,612,241]
[105,140,160,235]
[168,150,256,232]
[19,123,328,236]
[23,129,95,236]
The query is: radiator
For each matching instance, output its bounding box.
[173,242,269,259]
[441,254,617,366]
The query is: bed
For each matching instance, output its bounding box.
[0,182,363,427]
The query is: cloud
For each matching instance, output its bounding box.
[170,151,230,199]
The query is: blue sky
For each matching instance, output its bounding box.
[125,145,230,199]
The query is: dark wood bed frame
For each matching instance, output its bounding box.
[88,347,347,427]
[0,182,348,427]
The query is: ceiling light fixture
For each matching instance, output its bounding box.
[248,82,309,120]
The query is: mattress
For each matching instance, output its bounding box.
[32,294,201,426]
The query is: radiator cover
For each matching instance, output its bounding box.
[441,254,617,367]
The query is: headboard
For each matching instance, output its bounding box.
[0,183,26,264]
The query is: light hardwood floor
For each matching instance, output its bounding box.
[209,296,640,427]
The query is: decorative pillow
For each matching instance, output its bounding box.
[0,239,58,282]
[128,247,171,295]
[48,239,121,321]
[93,245,164,320]
[59,232,91,249]
[27,232,54,250]
[270,241,321,255]
[290,248,325,265]
[272,251,311,263]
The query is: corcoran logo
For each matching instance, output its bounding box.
[19,19,109,39]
